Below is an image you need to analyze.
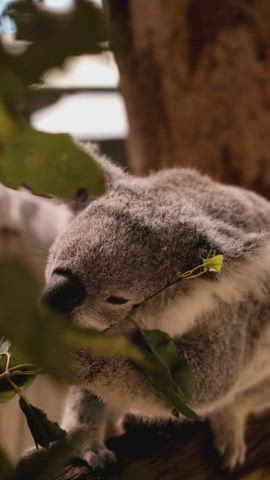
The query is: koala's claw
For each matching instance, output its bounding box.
[214,428,246,469]
[210,413,246,469]
[79,445,116,471]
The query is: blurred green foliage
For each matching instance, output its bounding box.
[0,0,106,197]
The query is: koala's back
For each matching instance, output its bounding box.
[135,168,270,233]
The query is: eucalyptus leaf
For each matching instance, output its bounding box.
[0,257,71,381]
[65,327,147,365]
[0,114,105,198]
[139,329,197,420]
[203,255,224,273]
[0,258,147,384]
[0,446,14,480]
[0,387,16,404]
[142,350,197,420]
[19,397,50,449]
[5,0,107,86]
[19,397,66,449]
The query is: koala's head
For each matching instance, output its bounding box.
[42,150,223,331]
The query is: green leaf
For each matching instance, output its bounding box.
[142,351,197,420]
[5,0,108,86]
[0,113,105,198]
[9,363,37,372]
[19,397,50,448]
[0,387,16,404]
[203,254,224,273]
[0,257,71,381]
[139,329,197,420]
[19,397,66,449]
[172,358,194,404]
[0,447,14,480]
[0,258,147,384]
[65,327,147,365]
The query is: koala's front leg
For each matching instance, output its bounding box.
[210,375,270,469]
[61,386,116,469]
[17,387,116,478]
[172,309,249,469]
[209,405,247,469]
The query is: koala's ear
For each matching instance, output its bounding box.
[77,141,126,189]
[203,219,269,265]
[193,217,269,267]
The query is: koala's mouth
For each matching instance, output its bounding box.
[71,311,118,332]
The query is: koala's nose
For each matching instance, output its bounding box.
[41,270,86,314]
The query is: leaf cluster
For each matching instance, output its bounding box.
[0,0,106,198]
[5,0,107,86]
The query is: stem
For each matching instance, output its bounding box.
[11,369,43,376]
[9,363,38,372]
[131,263,206,313]
[178,262,205,278]
[0,369,43,381]
[183,271,206,280]
[7,378,22,396]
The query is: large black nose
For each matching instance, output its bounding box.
[41,270,86,314]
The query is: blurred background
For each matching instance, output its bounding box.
[2,1,270,475]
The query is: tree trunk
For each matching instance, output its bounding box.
[107,0,270,199]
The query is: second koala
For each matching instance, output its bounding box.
[43,150,270,469]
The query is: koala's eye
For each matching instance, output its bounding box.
[106,296,129,305]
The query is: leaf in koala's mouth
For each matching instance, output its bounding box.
[139,329,197,420]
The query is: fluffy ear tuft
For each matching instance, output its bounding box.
[77,141,127,189]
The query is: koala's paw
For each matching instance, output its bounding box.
[79,445,116,471]
[210,412,246,469]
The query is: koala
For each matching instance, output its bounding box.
[42,148,270,470]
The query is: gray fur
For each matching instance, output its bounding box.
[46,155,270,468]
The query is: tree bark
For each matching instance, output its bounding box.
[55,413,270,480]
[106,0,270,198]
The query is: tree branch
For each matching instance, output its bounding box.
[54,412,270,480]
